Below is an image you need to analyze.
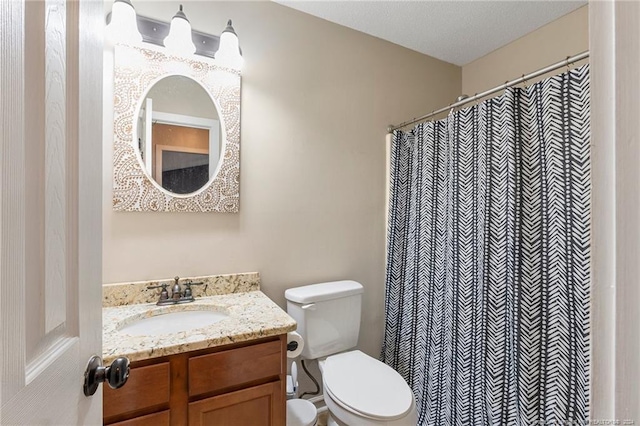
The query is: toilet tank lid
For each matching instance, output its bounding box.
[285,280,363,304]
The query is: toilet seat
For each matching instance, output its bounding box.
[322,351,414,421]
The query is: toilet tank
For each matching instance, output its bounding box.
[285,281,363,360]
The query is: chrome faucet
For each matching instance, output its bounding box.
[171,276,182,301]
[147,276,205,306]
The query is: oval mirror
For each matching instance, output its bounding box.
[135,75,222,195]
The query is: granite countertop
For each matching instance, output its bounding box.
[102,273,296,363]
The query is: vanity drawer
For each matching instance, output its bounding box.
[104,362,171,421]
[189,340,282,397]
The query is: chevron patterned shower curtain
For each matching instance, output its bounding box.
[382,64,590,425]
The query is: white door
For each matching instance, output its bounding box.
[140,97,153,174]
[1,0,105,424]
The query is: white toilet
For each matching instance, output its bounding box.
[285,281,418,426]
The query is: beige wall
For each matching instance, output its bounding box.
[462,5,588,96]
[102,1,461,359]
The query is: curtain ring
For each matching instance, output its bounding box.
[474,93,479,106]
[522,74,528,89]
[566,55,571,72]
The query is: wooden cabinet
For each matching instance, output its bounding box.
[104,335,286,426]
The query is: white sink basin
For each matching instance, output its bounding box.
[118,310,229,336]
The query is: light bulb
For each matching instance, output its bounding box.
[163,5,196,56]
[107,0,142,45]
[215,20,243,70]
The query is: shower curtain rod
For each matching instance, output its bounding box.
[387,50,590,133]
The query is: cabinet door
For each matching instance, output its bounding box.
[188,381,284,426]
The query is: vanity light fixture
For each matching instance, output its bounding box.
[214,20,244,70]
[106,0,142,45]
[106,1,243,69]
[163,4,196,56]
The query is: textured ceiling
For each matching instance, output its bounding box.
[274,1,587,66]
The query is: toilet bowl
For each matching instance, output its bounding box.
[320,351,417,426]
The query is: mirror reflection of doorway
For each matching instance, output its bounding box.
[153,123,210,194]
[135,75,222,196]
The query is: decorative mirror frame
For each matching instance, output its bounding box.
[112,44,240,212]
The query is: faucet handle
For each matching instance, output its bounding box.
[147,283,168,290]
[183,281,204,298]
[147,283,169,302]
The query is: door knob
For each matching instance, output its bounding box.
[83,355,130,396]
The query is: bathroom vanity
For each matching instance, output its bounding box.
[102,273,296,426]
[103,336,286,425]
